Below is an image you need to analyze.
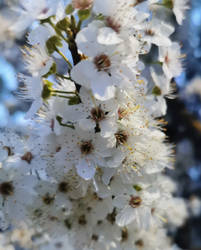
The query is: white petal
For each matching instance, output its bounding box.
[116,206,136,226]
[102,167,116,185]
[79,118,95,131]
[98,27,123,45]
[113,195,128,209]
[25,99,43,119]
[100,119,117,137]
[76,159,96,180]
[71,60,94,89]
[91,73,115,101]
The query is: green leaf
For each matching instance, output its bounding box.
[78,9,91,21]
[65,4,74,15]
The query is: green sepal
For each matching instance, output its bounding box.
[95,13,105,21]
[41,80,53,100]
[40,15,55,25]
[78,9,91,21]
[65,4,74,15]
[152,86,162,96]
[42,63,57,78]
[56,115,75,129]
[162,0,173,9]
[56,17,71,31]
[68,95,81,105]
[133,185,142,192]
[46,36,63,55]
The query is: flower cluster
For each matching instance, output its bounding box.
[0,0,189,249]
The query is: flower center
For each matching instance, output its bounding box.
[129,196,142,208]
[135,239,144,247]
[91,234,99,241]
[94,54,111,72]
[106,17,121,33]
[42,193,55,205]
[145,29,155,36]
[58,181,69,193]
[78,214,87,225]
[118,108,127,120]
[106,208,117,224]
[90,106,105,123]
[121,227,129,242]
[0,182,14,196]
[21,152,33,164]
[80,141,94,155]
[115,130,128,146]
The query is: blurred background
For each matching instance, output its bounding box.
[0,0,201,249]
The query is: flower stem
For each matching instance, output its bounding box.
[51,89,77,95]
[55,49,72,69]
[52,93,72,99]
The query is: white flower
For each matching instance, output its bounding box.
[27,24,53,48]
[93,0,149,45]
[0,0,188,248]
[53,128,115,180]
[140,18,174,47]
[34,78,78,136]
[113,188,159,228]
[18,75,44,119]
[159,42,183,79]
[0,168,36,224]
[172,0,189,25]
[22,44,53,77]
[0,129,25,167]
[75,87,118,137]
[147,67,174,116]
[71,21,137,100]
[11,0,60,33]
